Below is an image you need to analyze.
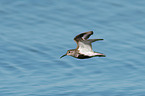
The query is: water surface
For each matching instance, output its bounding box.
[0,0,145,96]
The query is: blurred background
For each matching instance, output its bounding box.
[0,0,145,96]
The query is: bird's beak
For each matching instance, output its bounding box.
[60,53,67,58]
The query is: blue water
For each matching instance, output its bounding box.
[0,0,145,96]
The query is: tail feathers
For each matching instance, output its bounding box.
[94,52,106,57]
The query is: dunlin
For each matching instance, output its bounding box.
[60,31,105,59]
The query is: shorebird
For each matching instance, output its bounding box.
[60,31,105,59]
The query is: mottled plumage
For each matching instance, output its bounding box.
[60,31,105,59]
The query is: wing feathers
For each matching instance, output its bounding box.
[74,31,93,42]
[74,31,104,56]
[88,39,104,43]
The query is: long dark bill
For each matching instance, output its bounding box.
[60,54,67,59]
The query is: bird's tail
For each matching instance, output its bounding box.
[94,52,106,57]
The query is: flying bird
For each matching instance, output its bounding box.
[60,31,105,59]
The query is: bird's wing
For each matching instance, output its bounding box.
[78,41,105,56]
[74,31,93,49]
[74,31,104,56]
[74,31,93,43]
[78,41,94,56]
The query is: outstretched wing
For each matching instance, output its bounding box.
[74,31,93,43]
[74,31,104,56]
[74,31,93,50]
[78,41,93,54]
[78,41,104,56]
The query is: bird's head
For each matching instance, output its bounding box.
[60,49,76,58]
